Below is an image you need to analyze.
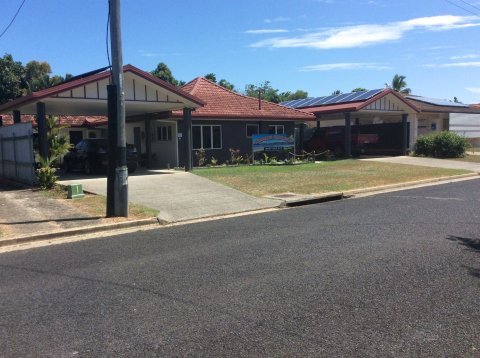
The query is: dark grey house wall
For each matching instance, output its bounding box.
[177,119,296,166]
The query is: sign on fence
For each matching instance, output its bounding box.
[252,134,295,153]
[0,122,35,185]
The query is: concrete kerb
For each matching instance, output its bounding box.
[269,172,480,207]
[0,218,162,248]
[1,172,478,249]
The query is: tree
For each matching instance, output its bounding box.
[218,79,235,91]
[24,60,53,93]
[46,115,72,159]
[453,96,460,103]
[204,73,217,83]
[331,90,342,95]
[0,54,25,104]
[352,87,367,92]
[279,90,308,102]
[245,81,281,103]
[385,74,411,94]
[151,62,178,86]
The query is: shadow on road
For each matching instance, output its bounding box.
[446,235,480,278]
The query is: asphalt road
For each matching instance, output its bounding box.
[1,180,479,357]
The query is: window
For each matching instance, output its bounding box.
[157,125,172,141]
[192,125,222,149]
[246,124,259,138]
[88,131,97,139]
[268,125,284,135]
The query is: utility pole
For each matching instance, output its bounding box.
[107,0,128,217]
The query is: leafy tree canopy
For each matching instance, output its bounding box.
[331,90,342,95]
[245,81,282,103]
[352,87,368,92]
[279,90,308,102]
[204,73,217,83]
[0,54,25,105]
[218,79,235,91]
[151,62,179,86]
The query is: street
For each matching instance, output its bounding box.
[0,179,479,357]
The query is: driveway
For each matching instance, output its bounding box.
[361,155,480,172]
[58,170,281,222]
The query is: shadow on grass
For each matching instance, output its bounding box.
[446,235,480,279]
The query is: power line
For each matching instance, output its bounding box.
[445,0,480,17]
[0,0,27,40]
[457,0,480,12]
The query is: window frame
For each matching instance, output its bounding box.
[157,125,172,141]
[192,125,222,150]
[268,125,285,135]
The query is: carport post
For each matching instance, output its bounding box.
[36,103,48,160]
[13,110,21,124]
[183,108,193,171]
[344,112,351,158]
[144,119,152,169]
[401,113,408,156]
[0,116,3,127]
[298,123,306,152]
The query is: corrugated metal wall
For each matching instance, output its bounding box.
[0,123,35,185]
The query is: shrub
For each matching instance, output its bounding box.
[415,131,470,158]
[229,148,243,165]
[37,156,58,189]
[195,148,206,166]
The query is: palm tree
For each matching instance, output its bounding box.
[385,74,411,94]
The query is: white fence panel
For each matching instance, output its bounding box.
[0,123,35,185]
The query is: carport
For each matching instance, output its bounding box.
[0,64,204,170]
[282,89,419,156]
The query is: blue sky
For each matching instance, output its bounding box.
[1,0,480,103]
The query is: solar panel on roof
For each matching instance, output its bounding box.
[280,88,385,109]
[406,96,469,108]
[293,98,315,108]
[353,89,383,101]
[331,93,353,103]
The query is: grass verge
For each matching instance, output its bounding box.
[194,160,470,197]
[451,154,480,163]
[42,186,159,219]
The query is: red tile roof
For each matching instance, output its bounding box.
[172,77,314,121]
[0,114,107,127]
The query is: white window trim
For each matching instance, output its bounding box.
[246,124,259,138]
[193,125,222,149]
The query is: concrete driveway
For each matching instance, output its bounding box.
[58,170,281,222]
[361,155,480,172]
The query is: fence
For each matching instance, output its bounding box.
[0,123,35,185]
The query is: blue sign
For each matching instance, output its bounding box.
[252,134,295,153]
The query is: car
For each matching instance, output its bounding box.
[63,138,138,174]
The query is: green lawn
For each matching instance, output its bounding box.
[194,160,470,197]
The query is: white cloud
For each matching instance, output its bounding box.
[426,61,480,68]
[300,62,391,71]
[250,15,480,49]
[450,54,480,60]
[264,17,290,23]
[466,87,480,94]
[244,29,289,34]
